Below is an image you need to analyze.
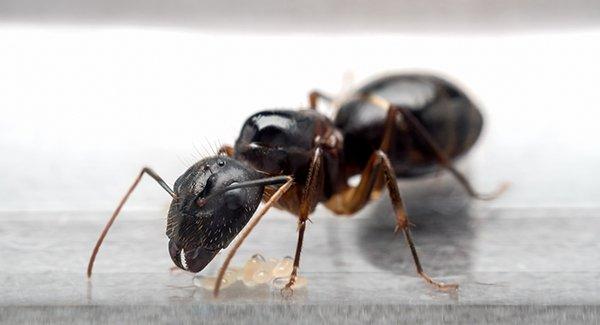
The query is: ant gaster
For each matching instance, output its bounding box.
[87,73,507,296]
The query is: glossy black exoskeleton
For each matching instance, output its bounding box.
[166,157,264,272]
[334,74,483,177]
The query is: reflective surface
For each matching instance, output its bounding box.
[1,178,599,323]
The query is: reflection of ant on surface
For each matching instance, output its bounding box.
[87,73,507,297]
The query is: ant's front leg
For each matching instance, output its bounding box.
[213,176,295,297]
[283,147,324,294]
[87,167,176,277]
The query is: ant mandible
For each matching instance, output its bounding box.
[87,73,507,297]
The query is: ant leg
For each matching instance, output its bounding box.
[324,107,400,215]
[284,147,324,293]
[308,90,333,109]
[324,106,456,291]
[217,145,234,157]
[377,150,458,291]
[362,94,508,200]
[213,176,294,297]
[326,151,458,291]
[324,151,385,214]
[396,106,508,200]
[87,167,175,277]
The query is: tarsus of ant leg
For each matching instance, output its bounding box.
[86,167,175,278]
[285,147,323,291]
[398,107,508,200]
[402,227,458,291]
[361,93,507,200]
[213,177,294,297]
[378,152,458,291]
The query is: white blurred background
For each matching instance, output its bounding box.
[1,1,600,212]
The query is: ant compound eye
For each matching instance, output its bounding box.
[217,160,226,167]
[223,188,246,210]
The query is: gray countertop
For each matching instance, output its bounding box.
[2,178,599,323]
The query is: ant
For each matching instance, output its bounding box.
[87,73,507,297]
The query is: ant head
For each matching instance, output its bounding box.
[166,156,264,272]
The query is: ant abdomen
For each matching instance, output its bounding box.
[335,73,483,177]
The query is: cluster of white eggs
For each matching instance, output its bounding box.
[192,254,307,291]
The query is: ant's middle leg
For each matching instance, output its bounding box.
[284,147,324,293]
[378,151,458,290]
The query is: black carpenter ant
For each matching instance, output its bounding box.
[87,73,507,296]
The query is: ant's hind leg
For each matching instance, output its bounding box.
[325,106,457,291]
[362,94,508,200]
[325,150,458,291]
[395,106,508,200]
[377,151,458,291]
